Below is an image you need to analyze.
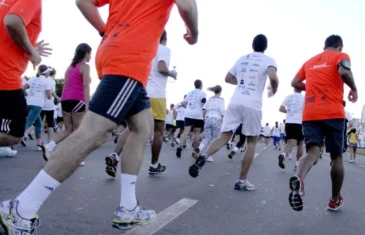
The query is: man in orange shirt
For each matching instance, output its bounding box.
[0,0,198,233]
[288,35,358,212]
[0,0,50,149]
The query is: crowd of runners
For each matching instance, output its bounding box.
[0,0,360,234]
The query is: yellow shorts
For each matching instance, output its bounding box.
[150,98,167,121]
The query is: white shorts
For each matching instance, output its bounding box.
[221,104,262,136]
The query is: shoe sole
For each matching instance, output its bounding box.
[189,164,200,178]
[288,176,303,211]
[105,156,117,178]
[0,212,10,235]
[326,202,344,211]
[234,186,255,191]
[40,145,48,162]
[149,168,167,175]
[112,217,156,230]
[278,155,285,169]
[176,149,182,158]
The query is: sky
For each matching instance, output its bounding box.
[25,0,365,125]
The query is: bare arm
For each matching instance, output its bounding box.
[291,76,306,91]
[81,64,91,107]
[175,0,198,36]
[267,67,278,95]
[23,84,29,90]
[46,90,52,99]
[173,109,177,119]
[4,14,35,56]
[279,105,287,113]
[225,73,237,85]
[158,61,175,78]
[76,0,106,34]
[338,66,357,91]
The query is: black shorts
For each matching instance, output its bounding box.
[89,75,150,125]
[285,123,304,141]
[120,120,127,127]
[303,119,345,156]
[165,124,174,130]
[184,118,204,129]
[62,100,86,113]
[41,110,55,127]
[235,124,243,135]
[176,120,184,129]
[0,90,27,138]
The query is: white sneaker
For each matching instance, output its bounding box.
[0,199,39,235]
[207,156,214,162]
[0,147,17,157]
[80,161,85,166]
[234,179,255,191]
[36,145,42,151]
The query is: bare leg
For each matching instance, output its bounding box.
[205,132,232,157]
[238,136,257,180]
[151,121,164,165]
[330,154,344,201]
[297,145,321,179]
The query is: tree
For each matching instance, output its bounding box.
[55,79,65,97]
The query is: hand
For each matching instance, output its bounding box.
[348,90,358,103]
[28,49,42,70]
[183,27,198,45]
[170,70,177,79]
[34,40,52,57]
[268,89,274,98]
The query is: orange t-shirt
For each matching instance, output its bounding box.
[296,50,350,121]
[95,0,174,87]
[0,0,42,90]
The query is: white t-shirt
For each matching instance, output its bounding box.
[281,93,305,124]
[26,75,52,108]
[22,77,29,103]
[272,126,280,137]
[184,89,207,120]
[57,103,63,117]
[43,78,56,111]
[263,125,271,136]
[279,123,285,134]
[345,111,352,122]
[203,97,225,120]
[146,44,171,98]
[175,102,186,121]
[228,52,277,111]
[166,109,174,125]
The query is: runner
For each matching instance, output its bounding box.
[263,123,271,145]
[21,65,53,150]
[228,123,247,159]
[197,85,225,162]
[0,0,199,233]
[278,87,305,171]
[176,80,206,158]
[272,122,281,150]
[348,128,359,163]
[288,35,358,212]
[164,104,176,142]
[188,34,279,192]
[41,43,92,167]
[0,0,51,149]
[146,30,177,175]
[171,97,187,147]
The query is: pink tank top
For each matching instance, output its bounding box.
[61,62,88,101]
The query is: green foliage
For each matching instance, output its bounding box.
[55,79,65,97]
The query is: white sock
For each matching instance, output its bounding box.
[120,174,138,210]
[198,143,205,152]
[296,161,299,166]
[151,163,158,168]
[16,170,60,219]
[233,146,239,152]
[176,138,180,144]
[47,141,57,152]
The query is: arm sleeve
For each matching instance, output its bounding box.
[281,96,288,107]
[8,0,41,26]
[220,99,226,116]
[228,60,238,77]
[157,46,171,65]
[267,57,277,71]
[296,63,306,81]
[95,0,110,7]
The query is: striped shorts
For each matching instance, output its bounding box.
[89,75,150,125]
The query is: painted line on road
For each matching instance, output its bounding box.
[124,198,198,235]
[358,165,365,168]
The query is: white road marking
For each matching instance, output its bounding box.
[254,153,259,159]
[124,198,198,235]
[358,165,365,168]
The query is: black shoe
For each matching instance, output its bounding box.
[163,136,169,143]
[183,143,187,149]
[176,147,182,158]
[189,155,206,178]
[226,143,230,150]
[28,133,34,140]
[105,153,118,178]
[278,154,285,169]
[113,135,119,144]
[149,163,167,175]
[228,151,235,159]
[21,137,27,147]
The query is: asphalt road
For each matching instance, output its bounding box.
[1,137,365,235]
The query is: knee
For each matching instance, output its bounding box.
[0,135,21,146]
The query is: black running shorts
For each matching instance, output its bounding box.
[89,75,150,125]
[285,123,304,141]
[0,90,27,138]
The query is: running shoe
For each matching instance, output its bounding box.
[163,136,169,143]
[228,151,235,159]
[183,143,187,149]
[278,154,285,169]
[0,199,40,235]
[27,133,34,140]
[21,137,27,147]
[288,175,305,211]
[176,147,182,158]
[206,156,214,162]
[112,204,156,230]
[327,195,344,211]
[105,153,119,177]
[40,144,51,162]
[226,143,230,150]
[0,147,17,157]
[113,135,119,144]
[36,145,42,151]
[189,155,206,178]
[79,161,85,167]
[149,163,167,175]
[234,180,255,191]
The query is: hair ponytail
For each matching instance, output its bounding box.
[71,43,92,67]
[207,85,222,94]
[37,64,48,77]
